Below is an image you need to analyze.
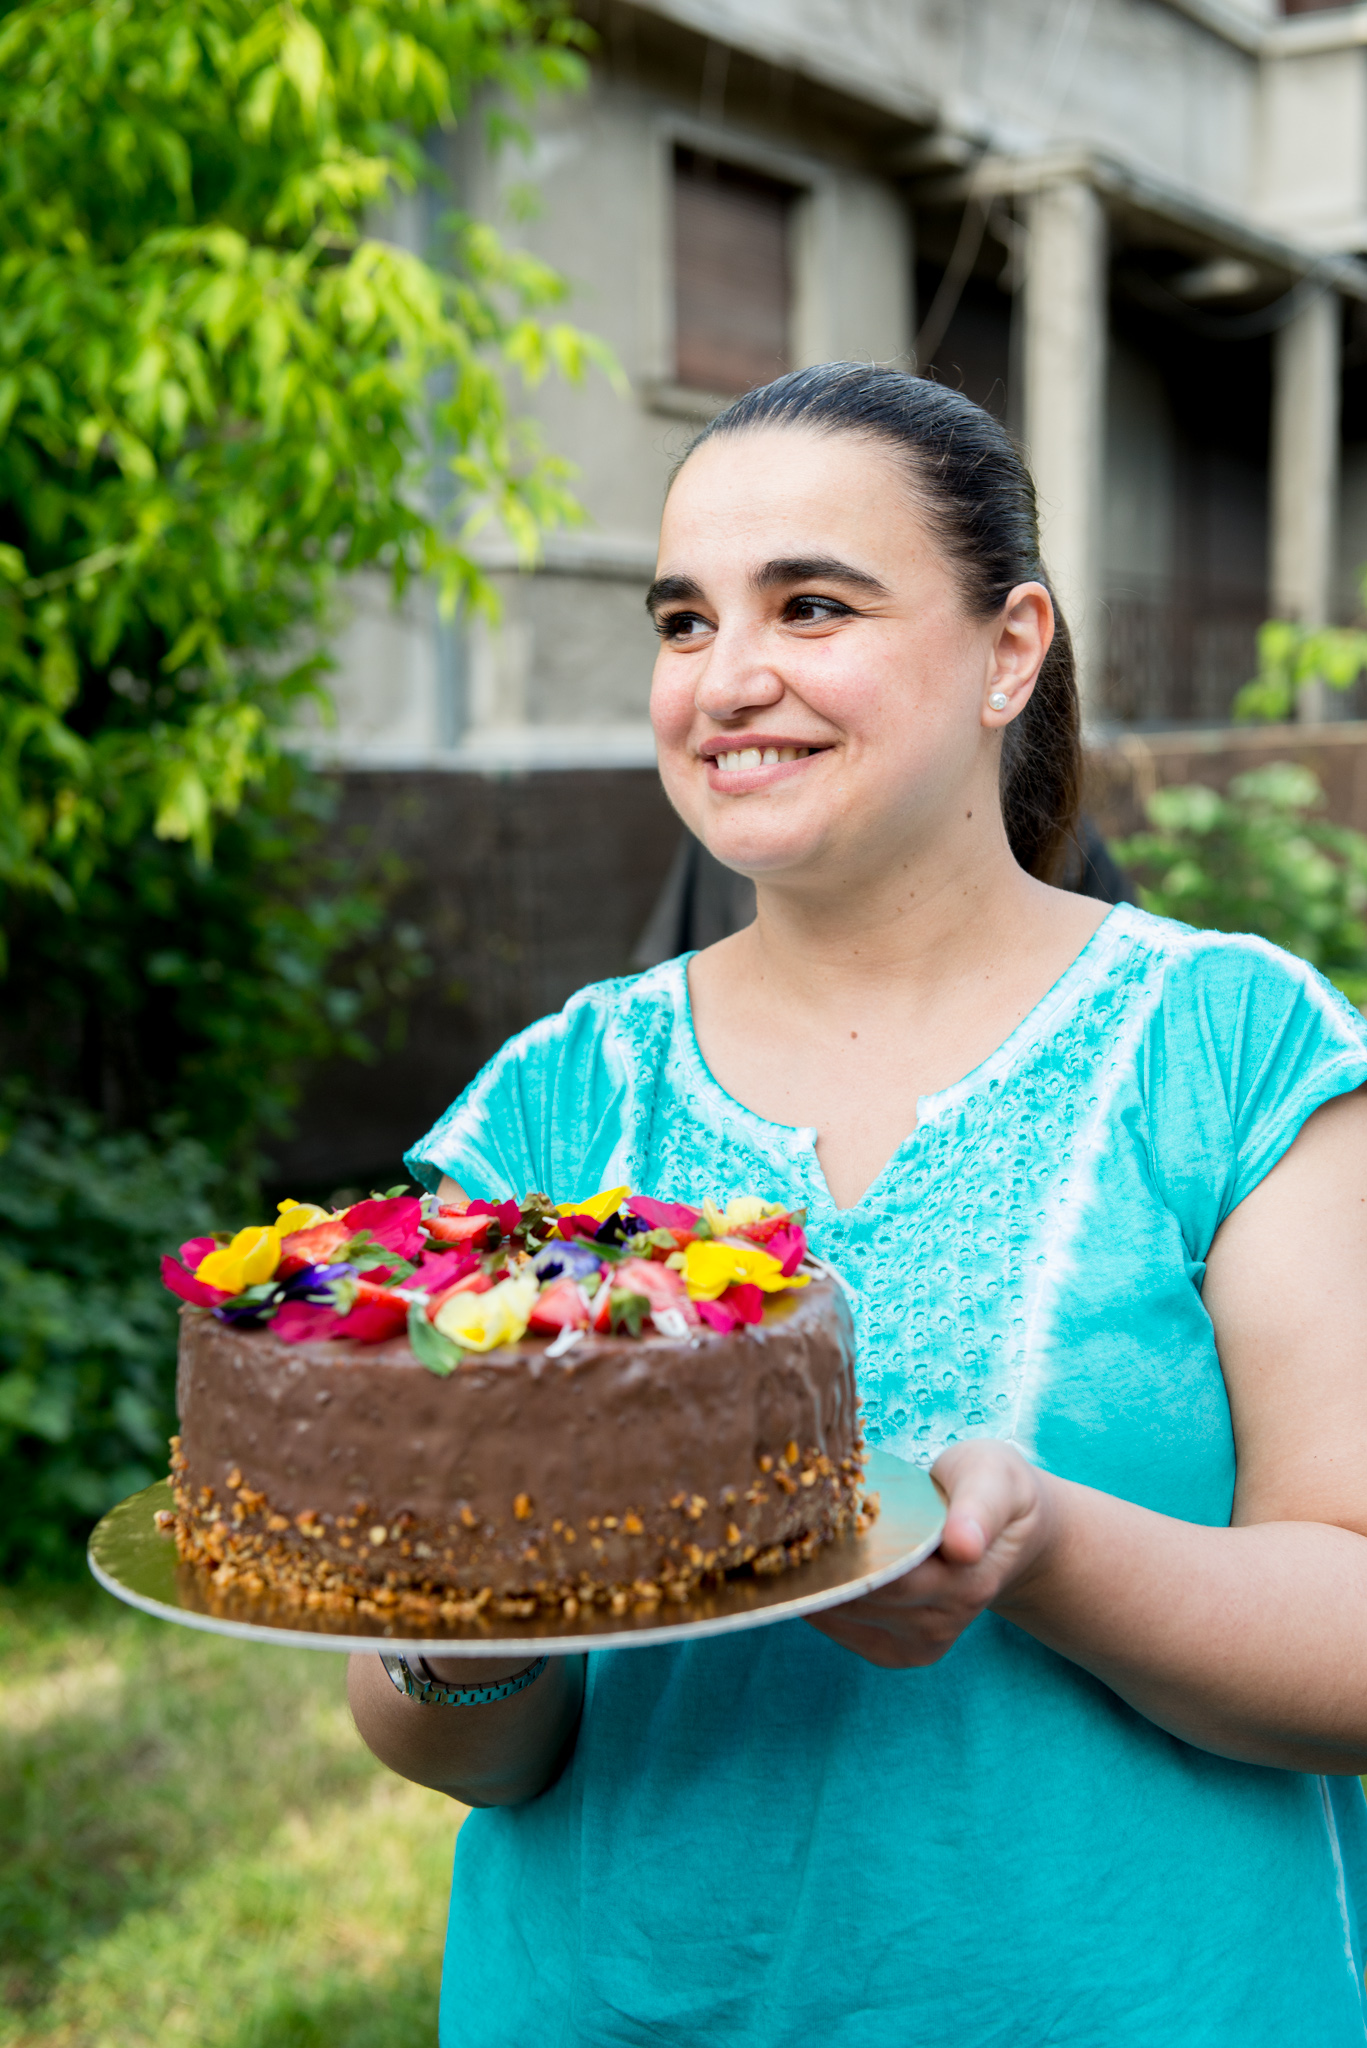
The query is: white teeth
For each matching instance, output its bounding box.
[713,745,812,771]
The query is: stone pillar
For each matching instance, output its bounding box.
[1270,289,1341,723]
[1022,178,1109,724]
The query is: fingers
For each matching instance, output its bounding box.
[931,1439,1038,1567]
[802,1441,1054,1670]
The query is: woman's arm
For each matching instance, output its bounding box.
[348,1651,586,1806]
[809,1087,1367,1774]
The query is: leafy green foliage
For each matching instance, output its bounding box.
[2,758,429,1153]
[0,0,606,906]
[0,1095,247,1576]
[1234,588,1367,724]
[1114,763,1367,1008]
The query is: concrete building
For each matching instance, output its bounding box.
[277,0,1367,1189]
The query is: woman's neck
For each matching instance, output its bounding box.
[741,832,1045,1017]
[687,835,1109,1209]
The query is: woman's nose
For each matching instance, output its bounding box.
[692,622,786,721]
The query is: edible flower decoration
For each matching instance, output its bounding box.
[161,1186,813,1377]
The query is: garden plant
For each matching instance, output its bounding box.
[1114,761,1367,1011]
[0,0,607,1574]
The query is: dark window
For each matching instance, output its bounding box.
[673,146,797,395]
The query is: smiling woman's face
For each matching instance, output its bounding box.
[649,426,1046,890]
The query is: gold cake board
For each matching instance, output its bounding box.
[87,1448,945,1656]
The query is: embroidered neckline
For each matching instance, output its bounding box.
[668,903,1140,1217]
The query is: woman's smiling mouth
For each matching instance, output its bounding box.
[701,739,831,790]
[713,744,810,772]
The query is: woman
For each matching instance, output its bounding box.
[350,364,1367,2045]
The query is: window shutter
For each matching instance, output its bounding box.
[673,147,797,396]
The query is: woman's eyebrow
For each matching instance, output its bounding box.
[644,557,889,617]
[644,573,702,614]
[752,555,890,597]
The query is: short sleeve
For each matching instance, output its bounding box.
[402,976,653,1203]
[1143,931,1367,1262]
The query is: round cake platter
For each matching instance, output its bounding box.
[87,1449,945,1656]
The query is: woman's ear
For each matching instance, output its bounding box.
[982,583,1054,729]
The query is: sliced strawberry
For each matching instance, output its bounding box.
[329,1277,408,1343]
[425,1270,494,1321]
[613,1257,699,1325]
[589,1276,613,1333]
[425,1211,494,1249]
[735,1212,795,1246]
[528,1278,591,1334]
[278,1219,353,1276]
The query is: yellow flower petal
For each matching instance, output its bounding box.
[196,1224,282,1294]
[682,1239,806,1300]
[556,1185,630,1222]
[276,1200,331,1234]
[432,1274,539,1352]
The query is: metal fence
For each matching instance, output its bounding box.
[1099,588,1267,726]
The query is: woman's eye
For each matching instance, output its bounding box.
[786,595,853,625]
[655,610,712,642]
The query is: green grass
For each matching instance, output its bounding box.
[0,1583,463,2047]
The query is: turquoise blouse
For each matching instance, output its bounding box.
[406,904,1367,2046]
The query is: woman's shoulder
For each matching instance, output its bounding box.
[1099,905,1367,1227]
[1103,902,1366,1040]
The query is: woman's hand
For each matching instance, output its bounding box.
[806,1440,1058,1668]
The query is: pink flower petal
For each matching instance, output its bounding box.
[765,1225,808,1277]
[160,1255,231,1308]
[339,1298,408,1342]
[272,1301,347,1343]
[628,1196,702,1231]
[416,1247,480,1292]
[342,1196,425,1260]
[723,1282,765,1325]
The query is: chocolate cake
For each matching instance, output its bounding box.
[159,1187,872,1620]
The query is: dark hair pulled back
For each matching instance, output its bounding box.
[683,362,1081,884]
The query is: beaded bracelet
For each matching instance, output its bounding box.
[380,1651,549,1707]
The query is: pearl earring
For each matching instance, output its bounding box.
[988,691,1009,711]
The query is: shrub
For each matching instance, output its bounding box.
[0,0,605,1571]
[0,1095,247,1577]
[1113,762,1367,1009]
